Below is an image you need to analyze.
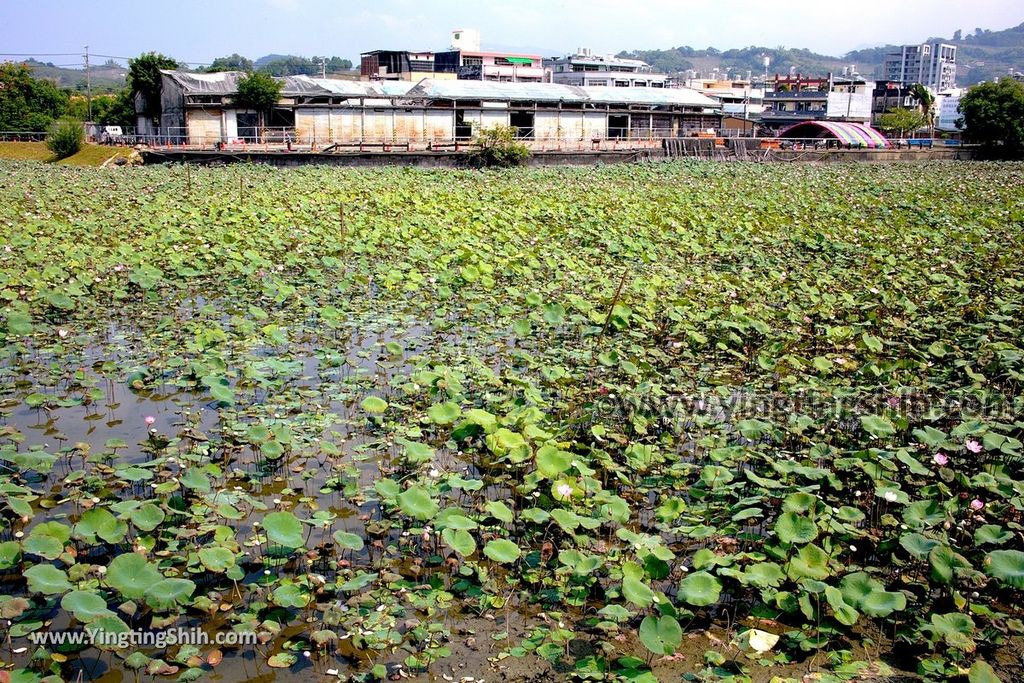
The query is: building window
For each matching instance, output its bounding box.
[510,111,534,139]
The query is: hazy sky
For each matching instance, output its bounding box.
[0,0,1019,65]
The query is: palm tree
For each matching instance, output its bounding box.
[908,83,936,139]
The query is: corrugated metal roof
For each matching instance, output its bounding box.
[405,79,720,108]
[405,79,584,101]
[162,71,721,109]
[581,86,719,107]
[162,71,410,99]
[284,75,415,97]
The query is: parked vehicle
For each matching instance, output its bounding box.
[99,126,125,144]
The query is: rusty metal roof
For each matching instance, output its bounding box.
[404,79,720,108]
[161,70,721,109]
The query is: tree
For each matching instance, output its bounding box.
[908,83,936,137]
[70,89,136,128]
[255,55,352,77]
[0,63,69,131]
[98,89,138,127]
[877,108,926,137]
[46,118,84,159]
[234,72,282,129]
[957,78,1024,158]
[128,52,179,120]
[207,54,254,72]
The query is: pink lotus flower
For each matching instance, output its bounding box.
[966,440,983,453]
[144,416,156,426]
[933,452,948,466]
[970,499,984,511]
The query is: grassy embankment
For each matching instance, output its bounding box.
[0,141,132,166]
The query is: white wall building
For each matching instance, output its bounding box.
[544,50,668,88]
[936,88,965,132]
[450,29,481,52]
[826,77,875,122]
[681,78,764,117]
[884,43,957,91]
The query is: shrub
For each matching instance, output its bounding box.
[469,125,530,168]
[46,118,84,159]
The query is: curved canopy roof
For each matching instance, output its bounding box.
[779,121,890,148]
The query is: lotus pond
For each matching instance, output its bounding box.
[1,160,1024,683]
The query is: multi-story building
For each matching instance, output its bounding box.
[936,88,966,132]
[761,90,829,127]
[433,50,545,83]
[360,29,543,83]
[883,43,957,91]
[769,74,829,92]
[359,50,439,81]
[681,78,764,118]
[545,49,668,88]
[825,74,874,122]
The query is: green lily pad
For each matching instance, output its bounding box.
[985,550,1024,589]
[61,590,115,623]
[360,396,388,414]
[397,486,438,521]
[483,539,521,564]
[144,578,196,611]
[106,553,163,600]
[678,571,722,607]
[639,615,681,656]
[24,564,72,595]
[263,511,305,548]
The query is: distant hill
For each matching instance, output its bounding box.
[617,45,850,81]
[619,20,1024,85]
[846,22,1024,84]
[253,54,292,68]
[22,59,127,94]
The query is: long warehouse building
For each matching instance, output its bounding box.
[139,71,723,148]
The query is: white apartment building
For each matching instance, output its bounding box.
[883,43,957,91]
[544,49,668,88]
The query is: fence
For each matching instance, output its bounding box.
[0,129,970,158]
[0,131,48,142]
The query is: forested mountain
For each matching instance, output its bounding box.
[619,21,1024,85]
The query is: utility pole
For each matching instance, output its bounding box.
[84,45,92,121]
[319,58,326,79]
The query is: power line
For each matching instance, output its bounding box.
[2,51,211,66]
[0,52,82,57]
